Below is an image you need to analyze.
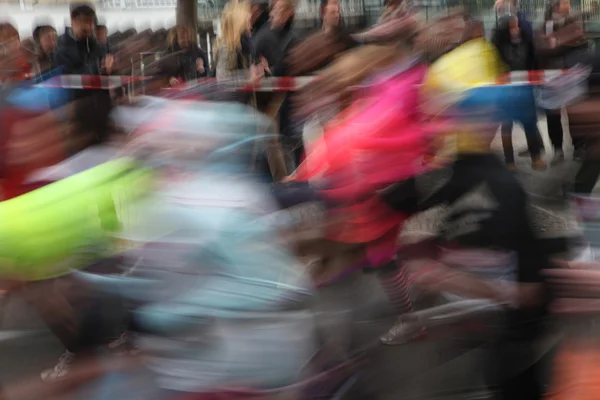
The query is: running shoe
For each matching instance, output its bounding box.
[380,317,426,345]
[40,350,74,382]
[108,332,139,356]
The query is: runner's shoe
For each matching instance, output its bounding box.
[380,317,426,345]
[108,332,139,356]
[40,350,74,382]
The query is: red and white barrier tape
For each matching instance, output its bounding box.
[29,70,569,91]
[38,75,149,89]
[495,70,567,85]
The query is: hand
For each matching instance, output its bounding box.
[549,36,558,49]
[196,58,205,74]
[260,56,271,75]
[103,54,114,74]
[248,64,264,86]
[169,77,180,87]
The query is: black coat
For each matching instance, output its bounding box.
[492,17,537,71]
[165,43,209,81]
[55,28,107,75]
[252,22,298,77]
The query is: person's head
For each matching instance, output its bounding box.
[34,25,57,55]
[220,0,252,51]
[96,24,108,44]
[545,0,570,20]
[251,0,269,24]
[174,25,194,49]
[321,0,340,31]
[383,0,403,12]
[508,15,520,39]
[0,23,20,53]
[270,0,294,29]
[463,19,484,41]
[70,3,96,40]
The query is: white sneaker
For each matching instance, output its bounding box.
[380,317,426,345]
[40,350,74,382]
[108,332,139,355]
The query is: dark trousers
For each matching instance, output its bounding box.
[34,258,127,355]
[501,120,543,163]
[548,110,600,194]
[40,294,124,355]
[546,110,586,152]
[574,156,600,194]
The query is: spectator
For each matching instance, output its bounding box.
[288,0,357,76]
[55,3,113,75]
[95,21,109,54]
[55,4,114,151]
[495,0,534,44]
[0,23,32,81]
[253,0,297,77]
[492,15,546,170]
[165,25,208,86]
[253,0,300,172]
[537,0,590,165]
[250,0,270,37]
[215,0,255,87]
[462,18,485,42]
[32,22,57,75]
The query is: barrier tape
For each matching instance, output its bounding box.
[25,70,571,91]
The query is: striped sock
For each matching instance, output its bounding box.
[377,261,414,314]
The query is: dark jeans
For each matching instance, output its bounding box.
[548,110,600,194]
[574,156,600,194]
[546,111,586,152]
[34,258,128,355]
[41,292,125,355]
[501,120,543,163]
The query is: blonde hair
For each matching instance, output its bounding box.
[218,0,251,52]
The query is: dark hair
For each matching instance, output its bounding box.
[495,14,528,44]
[70,3,96,19]
[33,25,56,42]
[544,0,561,21]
